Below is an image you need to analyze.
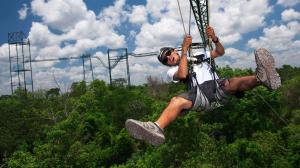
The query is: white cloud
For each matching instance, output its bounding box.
[146,0,168,19]
[281,8,300,22]
[0,43,8,60]
[28,0,127,61]
[18,3,29,20]
[132,0,201,53]
[2,0,300,95]
[277,0,300,7]
[31,0,94,32]
[32,65,88,92]
[210,0,272,45]
[216,48,255,69]
[134,18,183,53]
[97,0,128,27]
[2,0,145,95]
[29,22,62,47]
[0,44,13,95]
[128,56,170,84]
[129,5,148,24]
[247,21,300,67]
[133,0,272,53]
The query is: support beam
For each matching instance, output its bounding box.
[189,0,209,48]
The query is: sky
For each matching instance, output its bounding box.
[0,0,299,95]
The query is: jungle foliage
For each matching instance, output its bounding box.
[0,65,299,168]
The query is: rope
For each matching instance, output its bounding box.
[176,0,187,35]
[255,92,288,125]
[95,55,124,70]
[189,4,192,35]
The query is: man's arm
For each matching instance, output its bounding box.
[173,35,192,80]
[206,26,225,59]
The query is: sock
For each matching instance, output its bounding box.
[154,122,163,131]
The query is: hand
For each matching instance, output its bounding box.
[206,26,216,40]
[182,35,192,51]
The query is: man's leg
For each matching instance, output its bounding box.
[155,97,192,129]
[222,48,281,93]
[125,96,192,146]
[222,75,260,94]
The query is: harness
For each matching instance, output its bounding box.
[176,0,227,110]
[187,52,227,111]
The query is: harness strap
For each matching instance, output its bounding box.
[187,55,223,110]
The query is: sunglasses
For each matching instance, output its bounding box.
[161,48,174,65]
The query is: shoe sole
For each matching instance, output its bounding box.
[255,48,281,90]
[125,119,165,146]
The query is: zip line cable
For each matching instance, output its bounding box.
[255,92,289,125]
[177,0,187,36]
[189,4,192,35]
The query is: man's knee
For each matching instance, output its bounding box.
[223,78,245,98]
[170,96,192,109]
[222,78,235,93]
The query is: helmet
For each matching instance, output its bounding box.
[157,47,174,66]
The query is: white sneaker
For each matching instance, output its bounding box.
[125,119,165,146]
[255,48,281,90]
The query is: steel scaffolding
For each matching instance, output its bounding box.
[107,48,130,86]
[8,31,33,94]
[28,54,95,82]
[190,0,210,48]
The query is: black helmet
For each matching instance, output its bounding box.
[157,47,174,66]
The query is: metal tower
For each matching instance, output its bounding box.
[189,0,210,48]
[8,31,33,94]
[107,48,131,86]
[81,54,95,82]
[28,54,95,83]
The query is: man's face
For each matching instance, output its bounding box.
[166,50,180,66]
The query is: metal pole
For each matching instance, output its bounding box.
[21,42,27,92]
[89,54,95,81]
[125,48,131,86]
[82,55,85,81]
[8,41,13,94]
[107,49,112,86]
[16,43,21,89]
[28,40,34,92]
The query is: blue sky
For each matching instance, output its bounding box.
[0,0,299,95]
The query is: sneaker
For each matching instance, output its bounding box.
[254,48,281,90]
[125,119,165,146]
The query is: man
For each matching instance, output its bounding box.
[125,26,281,146]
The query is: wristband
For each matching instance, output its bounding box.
[212,36,219,43]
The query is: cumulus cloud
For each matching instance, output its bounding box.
[216,48,255,69]
[2,0,300,95]
[129,5,148,24]
[134,18,183,53]
[0,43,13,95]
[133,0,273,53]
[133,0,201,53]
[0,0,130,94]
[247,21,300,66]
[282,8,300,22]
[18,3,29,20]
[31,0,93,32]
[277,0,300,7]
[128,56,169,84]
[28,0,127,61]
[210,0,272,45]
[97,0,127,27]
